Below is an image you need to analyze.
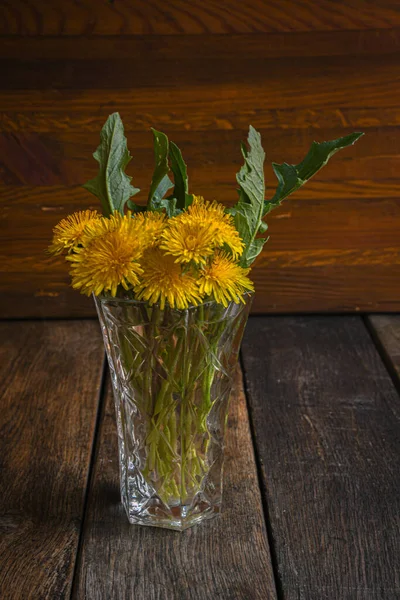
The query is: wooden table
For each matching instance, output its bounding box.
[1,315,399,599]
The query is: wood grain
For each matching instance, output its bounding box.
[1,132,394,191]
[2,181,400,317]
[241,316,400,599]
[367,315,400,380]
[3,263,400,318]
[0,321,104,599]
[72,367,276,599]
[0,126,393,185]
[1,8,400,316]
[1,94,399,133]
[2,1,400,36]
[3,52,400,95]
[4,190,400,247]
[3,29,400,61]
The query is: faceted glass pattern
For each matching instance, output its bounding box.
[95,294,252,531]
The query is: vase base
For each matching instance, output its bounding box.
[123,496,221,531]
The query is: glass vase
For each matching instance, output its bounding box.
[94,294,253,531]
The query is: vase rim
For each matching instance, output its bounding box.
[94,291,254,311]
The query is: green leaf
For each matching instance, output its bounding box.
[148,129,173,211]
[258,221,268,234]
[232,128,363,268]
[232,126,266,268]
[83,112,139,217]
[159,197,181,218]
[264,132,364,216]
[246,237,268,265]
[168,141,193,210]
[127,200,146,213]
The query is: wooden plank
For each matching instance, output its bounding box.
[2,52,400,97]
[0,321,104,599]
[2,0,400,35]
[3,29,400,61]
[368,315,400,380]
[2,182,400,317]
[0,126,394,185]
[1,93,399,133]
[3,263,400,319]
[241,316,400,599]
[4,191,400,250]
[72,366,276,599]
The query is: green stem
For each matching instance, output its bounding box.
[142,303,232,505]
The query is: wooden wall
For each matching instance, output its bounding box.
[1,1,400,318]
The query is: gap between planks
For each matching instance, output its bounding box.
[69,352,108,600]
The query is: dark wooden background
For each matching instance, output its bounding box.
[1,1,400,318]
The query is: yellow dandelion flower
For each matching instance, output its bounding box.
[81,210,143,245]
[132,211,167,248]
[181,196,244,259]
[134,247,202,309]
[197,250,254,307]
[48,210,101,255]
[67,215,144,297]
[185,195,226,222]
[210,218,244,259]
[160,219,216,265]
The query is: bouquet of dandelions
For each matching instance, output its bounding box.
[49,114,362,529]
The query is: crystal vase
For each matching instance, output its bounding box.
[95,294,252,531]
